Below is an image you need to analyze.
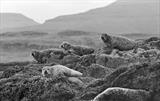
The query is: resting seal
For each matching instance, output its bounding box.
[93,87,151,101]
[42,65,83,85]
[42,65,82,78]
[31,49,68,63]
[101,33,137,54]
[60,41,95,56]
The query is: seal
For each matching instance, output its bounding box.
[42,65,83,85]
[60,41,95,56]
[42,65,83,78]
[101,33,137,53]
[31,49,68,63]
[93,87,151,101]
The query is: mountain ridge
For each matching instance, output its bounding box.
[42,0,159,34]
[0,13,39,29]
[0,0,159,34]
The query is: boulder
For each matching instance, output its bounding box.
[0,76,76,101]
[96,54,128,69]
[80,66,128,100]
[87,64,114,78]
[80,61,160,101]
[144,37,160,44]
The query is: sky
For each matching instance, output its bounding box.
[0,0,116,23]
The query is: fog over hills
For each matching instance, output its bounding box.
[0,13,39,29]
[1,0,159,34]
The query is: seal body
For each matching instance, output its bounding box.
[42,65,83,77]
[93,87,150,101]
[101,34,137,53]
[60,42,94,56]
[31,49,68,63]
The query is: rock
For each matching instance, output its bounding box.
[110,49,120,57]
[156,53,160,60]
[87,66,128,88]
[80,61,160,101]
[68,77,84,86]
[149,40,160,50]
[0,71,3,78]
[60,41,95,56]
[111,61,160,101]
[0,66,24,79]
[134,48,146,54]
[70,63,113,79]
[0,61,32,72]
[20,97,29,101]
[87,64,113,78]
[60,54,80,65]
[79,54,96,66]
[101,44,113,54]
[144,37,160,44]
[93,87,151,101]
[80,67,128,100]
[136,49,160,62]
[0,76,76,101]
[96,54,128,69]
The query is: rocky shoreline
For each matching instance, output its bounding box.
[0,34,160,101]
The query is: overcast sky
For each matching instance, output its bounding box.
[0,0,116,23]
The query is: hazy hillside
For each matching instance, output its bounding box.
[43,0,159,34]
[1,0,159,34]
[0,13,39,29]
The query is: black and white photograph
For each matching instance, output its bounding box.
[0,0,160,101]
